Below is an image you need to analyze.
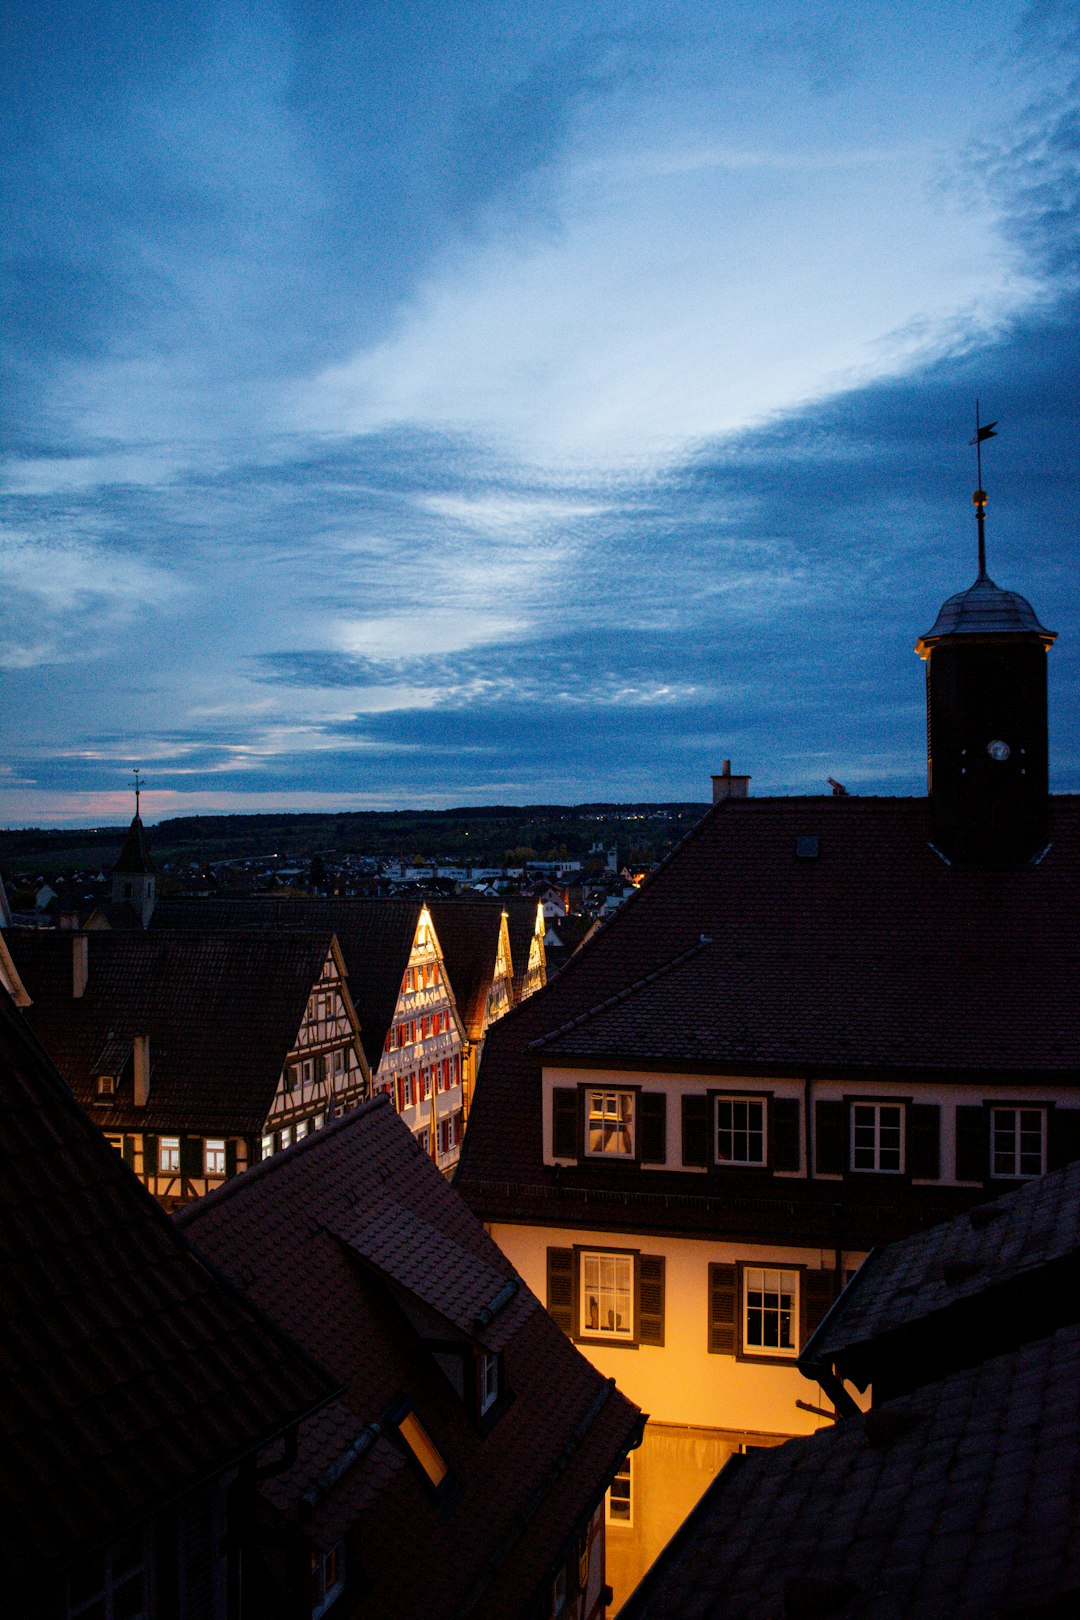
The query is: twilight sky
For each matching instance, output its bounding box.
[3,0,1078,827]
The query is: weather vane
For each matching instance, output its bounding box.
[969,401,998,580]
[132,766,143,818]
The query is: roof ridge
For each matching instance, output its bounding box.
[175,1093,394,1226]
[529,938,712,1049]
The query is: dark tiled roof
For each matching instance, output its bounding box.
[427,900,505,1040]
[12,929,335,1133]
[620,1323,1080,1620]
[458,796,1080,1195]
[916,572,1057,648]
[178,1098,643,1616]
[0,992,336,1597]
[803,1155,1080,1369]
[112,813,155,874]
[152,897,426,1069]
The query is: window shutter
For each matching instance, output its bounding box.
[638,1255,665,1346]
[180,1135,203,1177]
[1048,1108,1080,1172]
[682,1094,709,1168]
[552,1088,579,1159]
[908,1104,941,1179]
[225,1140,238,1178]
[708,1263,737,1354]
[143,1134,158,1176]
[814,1101,847,1176]
[801,1269,838,1348]
[122,1135,136,1169]
[955,1106,989,1182]
[769,1098,801,1172]
[547,1248,574,1334]
[316,1052,327,1083]
[640,1093,667,1165]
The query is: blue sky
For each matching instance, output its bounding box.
[3,0,1077,826]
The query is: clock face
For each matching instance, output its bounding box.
[987,739,1011,762]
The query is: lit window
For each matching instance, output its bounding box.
[205,1138,226,1175]
[261,1134,274,1160]
[478,1350,499,1414]
[295,1119,310,1140]
[160,1137,181,1173]
[279,1125,293,1150]
[313,1114,326,1131]
[851,1103,904,1173]
[716,1097,766,1165]
[581,1251,633,1339]
[96,1073,116,1099]
[991,1107,1046,1178]
[310,1540,345,1620]
[398,1410,448,1487]
[586,1090,634,1157]
[743,1267,798,1357]
[607,1454,633,1524]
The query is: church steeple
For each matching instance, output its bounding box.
[111,770,157,926]
[915,430,1056,866]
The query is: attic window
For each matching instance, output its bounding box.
[96,1074,116,1099]
[795,836,820,860]
[398,1410,448,1488]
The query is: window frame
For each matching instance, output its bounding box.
[606,1452,634,1527]
[204,1137,227,1176]
[310,1540,345,1620]
[159,1136,181,1174]
[990,1104,1047,1180]
[583,1085,639,1162]
[849,1099,906,1175]
[740,1264,800,1360]
[578,1247,636,1343]
[713,1092,768,1168]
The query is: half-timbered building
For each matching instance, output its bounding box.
[152,897,470,1172]
[11,927,369,1207]
[456,549,1080,1607]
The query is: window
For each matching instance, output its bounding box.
[743,1267,799,1357]
[160,1137,181,1173]
[478,1350,499,1415]
[716,1097,766,1165]
[398,1410,448,1487]
[279,1125,293,1149]
[851,1102,904,1173]
[106,1135,123,1155]
[96,1073,116,1099]
[991,1107,1046,1178]
[295,1119,310,1140]
[581,1251,634,1339]
[607,1454,633,1525]
[67,1528,147,1619]
[204,1138,226,1175]
[310,1541,345,1620]
[333,1048,345,1075]
[586,1089,634,1157]
[261,1134,274,1160]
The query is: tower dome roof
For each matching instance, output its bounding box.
[916,574,1056,657]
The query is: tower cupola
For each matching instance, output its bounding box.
[915,448,1056,866]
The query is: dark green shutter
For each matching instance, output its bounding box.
[801,1269,839,1348]
[908,1104,941,1179]
[638,1255,665,1346]
[1048,1108,1080,1171]
[769,1098,801,1172]
[552,1088,579,1159]
[547,1248,574,1334]
[121,1135,136,1169]
[955,1106,989,1182]
[143,1135,158,1176]
[682,1094,709,1168]
[640,1093,667,1164]
[316,1052,327,1083]
[180,1135,203,1177]
[815,1101,847,1176]
[225,1140,238,1178]
[708,1263,737,1354]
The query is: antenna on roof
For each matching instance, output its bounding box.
[969,401,998,581]
[132,766,143,819]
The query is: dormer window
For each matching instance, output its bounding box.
[397,1408,448,1488]
[96,1074,116,1100]
[478,1350,499,1415]
[586,1089,634,1157]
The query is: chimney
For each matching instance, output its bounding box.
[133,1034,150,1107]
[72,935,89,999]
[712,759,751,804]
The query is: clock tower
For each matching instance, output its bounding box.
[915,488,1056,866]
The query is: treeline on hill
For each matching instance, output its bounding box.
[0,804,709,874]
